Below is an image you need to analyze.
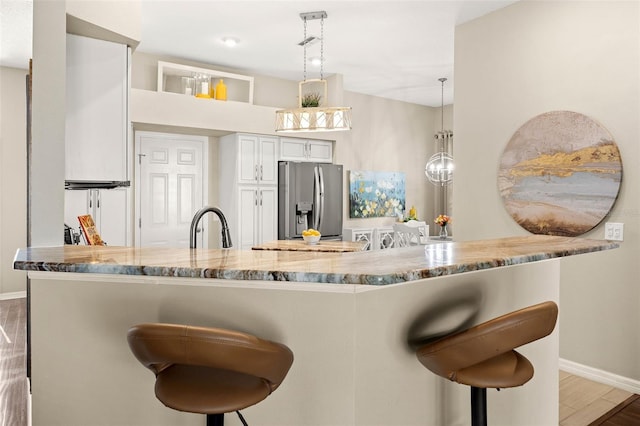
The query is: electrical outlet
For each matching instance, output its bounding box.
[604,222,624,241]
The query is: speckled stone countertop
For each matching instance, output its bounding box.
[252,240,366,252]
[13,236,618,285]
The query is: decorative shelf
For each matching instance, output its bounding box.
[157,61,255,104]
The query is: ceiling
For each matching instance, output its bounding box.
[1,0,518,106]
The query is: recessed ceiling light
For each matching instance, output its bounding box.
[309,57,322,67]
[222,38,238,48]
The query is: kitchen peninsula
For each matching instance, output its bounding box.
[15,236,617,426]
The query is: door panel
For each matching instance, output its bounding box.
[150,174,168,225]
[239,135,258,184]
[259,187,277,245]
[136,132,206,248]
[318,164,343,237]
[238,187,257,250]
[259,137,278,184]
[98,188,128,246]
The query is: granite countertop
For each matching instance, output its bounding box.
[252,240,366,252]
[13,236,618,285]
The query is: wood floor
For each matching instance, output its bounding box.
[0,297,28,426]
[0,297,635,426]
[560,370,634,426]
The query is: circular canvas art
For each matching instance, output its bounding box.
[498,111,622,236]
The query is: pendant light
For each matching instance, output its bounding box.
[275,11,352,132]
[425,78,454,185]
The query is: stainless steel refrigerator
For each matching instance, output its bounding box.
[278,161,343,240]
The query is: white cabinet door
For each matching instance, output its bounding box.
[237,187,258,250]
[65,34,129,182]
[307,140,333,163]
[236,186,277,250]
[238,135,259,185]
[279,138,333,163]
[279,138,308,162]
[258,187,277,245]
[259,137,278,185]
[96,188,129,246]
[237,135,278,186]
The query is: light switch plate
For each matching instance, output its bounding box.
[604,222,624,241]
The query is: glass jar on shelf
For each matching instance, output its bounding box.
[194,74,211,98]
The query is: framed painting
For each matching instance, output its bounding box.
[349,170,405,218]
[498,111,622,236]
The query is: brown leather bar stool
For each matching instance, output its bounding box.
[127,323,294,426]
[416,301,558,426]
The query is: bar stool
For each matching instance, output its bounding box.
[127,323,294,426]
[415,301,558,426]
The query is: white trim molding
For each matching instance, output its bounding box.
[560,358,640,395]
[0,291,26,300]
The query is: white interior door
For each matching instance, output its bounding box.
[135,132,207,247]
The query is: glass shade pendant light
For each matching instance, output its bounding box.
[425,78,454,185]
[275,11,352,132]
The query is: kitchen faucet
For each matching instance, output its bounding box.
[189,206,232,249]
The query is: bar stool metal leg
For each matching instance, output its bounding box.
[470,387,487,426]
[206,413,224,426]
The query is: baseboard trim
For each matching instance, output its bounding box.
[560,358,640,394]
[0,291,26,300]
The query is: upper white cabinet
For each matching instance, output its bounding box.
[232,134,278,185]
[279,138,333,163]
[65,34,129,182]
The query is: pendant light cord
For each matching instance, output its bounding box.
[320,15,324,80]
[303,17,307,82]
[441,78,445,131]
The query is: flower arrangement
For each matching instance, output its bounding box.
[434,215,451,227]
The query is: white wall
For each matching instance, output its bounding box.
[454,1,639,379]
[30,0,66,247]
[0,67,28,293]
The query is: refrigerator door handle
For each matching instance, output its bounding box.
[313,166,321,230]
[318,166,325,232]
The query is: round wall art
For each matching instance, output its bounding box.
[498,111,622,236]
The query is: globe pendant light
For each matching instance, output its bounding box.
[425,78,454,185]
[275,11,352,132]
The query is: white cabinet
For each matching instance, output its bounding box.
[280,138,333,163]
[64,188,130,246]
[65,34,129,182]
[219,134,279,250]
[236,186,278,250]
[234,134,278,185]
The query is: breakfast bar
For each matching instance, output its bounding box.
[14,236,617,426]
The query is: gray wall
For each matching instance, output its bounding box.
[454,1,639,379]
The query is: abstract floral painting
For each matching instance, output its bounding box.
[498,111,622,236]
[349,171,405,218]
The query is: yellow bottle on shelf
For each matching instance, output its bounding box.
[408,206,417,220]
[215,79,227,101]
